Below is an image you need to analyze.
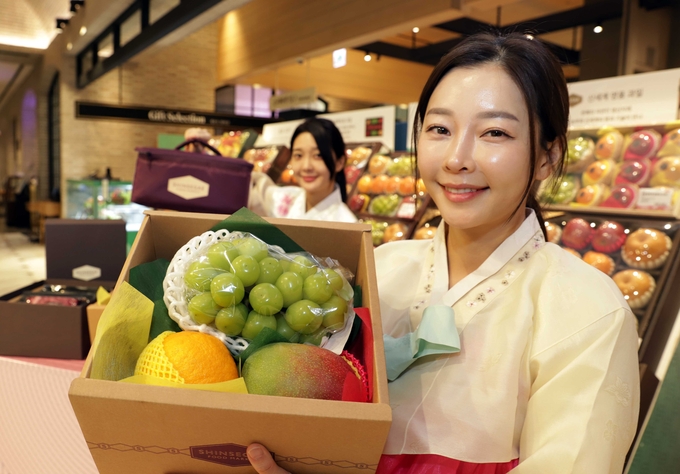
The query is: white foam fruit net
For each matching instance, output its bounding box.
[163,229,250,355]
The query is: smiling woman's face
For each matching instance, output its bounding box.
[418,63,550,235]
[290,132,335,199]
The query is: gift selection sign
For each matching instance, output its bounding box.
[568,68,680,130]
[258,105,396,150]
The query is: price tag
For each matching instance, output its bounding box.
[636,187,674,210]
[396,200,416,219]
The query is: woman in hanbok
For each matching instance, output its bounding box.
[248,117,357,223]
[246,32,639,474]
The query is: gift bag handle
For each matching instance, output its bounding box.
[175,139,222,156]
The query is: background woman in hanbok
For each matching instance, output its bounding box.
[247,32,640,474]
[248,117,357,223]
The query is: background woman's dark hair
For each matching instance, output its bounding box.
[290,118,348,202]
[412,31,569,239]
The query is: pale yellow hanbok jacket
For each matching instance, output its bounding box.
[375,210,640,474]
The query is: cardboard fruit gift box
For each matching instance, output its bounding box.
[68,209,391,474]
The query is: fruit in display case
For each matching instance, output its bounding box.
[594,129,624,161]
[545,222,562,244]
[650,156,680,187]
[347,146,373,166]
[388,155,415,177]
[384,176,402,194]
[575,184,609,207]
[368,154,391,175]
[416,178,427,196]
[369,194,401,217]
[612,269,656,309]
[561,218,594,250]
[600,184,638,209]
[348,193,370,213]
[345,165,363,185]
[615,159,651,187]
[582,251,615,276]
[621,228,672,270]
[280,168,296,184]
[582,160,616,186]
[357,175,373,194]
[398,176,416,196]
[657,128,680,158]
[541,174,579,204]
[622,129,661,161]
[565,136,595,173]
[371,175,389,194]
[383,222,408,243]
[591,220,626,254]
[242,342,366,401]
[414,225,436,240]
[363,219,388,246]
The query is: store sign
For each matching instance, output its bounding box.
[72,265,102,281]
[567,68,680,130]
[257,105,396,150]
[333,48,347,68]
[269,87,317,111]
[75,102,273,128]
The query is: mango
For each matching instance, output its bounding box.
[242,343,364,401]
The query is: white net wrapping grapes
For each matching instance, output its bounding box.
[163,230,355,356]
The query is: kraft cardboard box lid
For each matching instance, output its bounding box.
[45,219,127,285]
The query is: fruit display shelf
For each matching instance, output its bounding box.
[348,152,431,246]
[541,123,680,217]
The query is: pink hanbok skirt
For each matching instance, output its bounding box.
[377,454,519,473]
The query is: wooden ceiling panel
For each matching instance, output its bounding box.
[238,49,433,105]
[539,26,582,50]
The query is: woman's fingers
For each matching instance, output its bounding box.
[247,443,290,474]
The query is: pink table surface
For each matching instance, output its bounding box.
[0,356,98,474]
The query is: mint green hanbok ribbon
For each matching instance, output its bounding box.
[383,305,461,382]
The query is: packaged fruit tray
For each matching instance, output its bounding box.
[544,212,680,338]
[243,145,291,176]
[541,124,680,217]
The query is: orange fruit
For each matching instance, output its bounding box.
[135,331,238,384]
[398,176,416,195]
[384,176,401,194]
[371,175,389,194]
[357,175,373,194]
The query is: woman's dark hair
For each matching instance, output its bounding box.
[290,118,348,202]
[412,31,569,239]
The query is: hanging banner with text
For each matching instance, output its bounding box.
[567,68,680,130]
[75,102,273,128]
[257,105,396,150]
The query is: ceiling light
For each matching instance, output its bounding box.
[79,26,87,36]
[412,27,420,34]
[70,0,84,13]
[593,23,603,34]
[364,52,371,62]
[67,42,73,51]
[56,18,69,30]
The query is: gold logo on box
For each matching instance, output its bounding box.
[72,265,102,281]
[167,175,210,200]
[190,443,261,467]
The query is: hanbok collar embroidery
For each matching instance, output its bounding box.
[410,210,545,333]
